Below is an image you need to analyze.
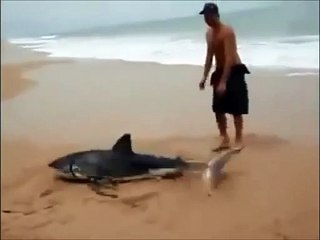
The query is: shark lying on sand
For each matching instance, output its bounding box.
[48,133,193,180]
[48,133,238,197]
[48,133,205,197]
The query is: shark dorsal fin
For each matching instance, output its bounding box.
[112,133,134,155]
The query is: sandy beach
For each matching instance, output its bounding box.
[1,42,319,239]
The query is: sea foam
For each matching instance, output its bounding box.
[9,34,319,70]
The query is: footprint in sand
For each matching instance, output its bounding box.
[117,192,160,214]
[273,232,290,240]
[2,197,60,216]
[39,189,53,198]
[83,191,160,210]
[30,219,54,230]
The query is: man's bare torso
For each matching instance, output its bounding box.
[207,24,241,68]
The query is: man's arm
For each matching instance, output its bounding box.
[220,29,236,84]
[202,29,214,81]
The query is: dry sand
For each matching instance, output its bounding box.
[1,42,319,239]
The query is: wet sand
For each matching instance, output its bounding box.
[1,42,319,239]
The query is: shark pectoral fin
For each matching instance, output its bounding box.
[112,133,134,155]
[88,182,118,198]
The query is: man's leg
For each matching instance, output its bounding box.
[233,114,244,150]
[214,113,230,150]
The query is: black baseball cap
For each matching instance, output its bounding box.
[199,2,219,16]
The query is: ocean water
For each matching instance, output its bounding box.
[7,1,320,70]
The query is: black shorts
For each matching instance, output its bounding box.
[211,64,250,115]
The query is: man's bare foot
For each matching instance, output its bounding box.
[212,136,231,152]
[233,140,245,152]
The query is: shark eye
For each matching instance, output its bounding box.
[71,165,81,172]
[71,165,85,178]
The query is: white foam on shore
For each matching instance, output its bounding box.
[8,34,319,70]
[287,72,319,77]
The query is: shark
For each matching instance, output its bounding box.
[48,133,239,197]
[48,133,204,196]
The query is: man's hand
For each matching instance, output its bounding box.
[216,81,226,95]
[199,77,207,90]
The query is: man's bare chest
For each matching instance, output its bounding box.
[212,39,224,54]
[211,33,225,52]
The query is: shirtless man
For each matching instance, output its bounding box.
[198,3,250,151]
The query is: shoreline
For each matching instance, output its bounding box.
[3,40,319,74]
